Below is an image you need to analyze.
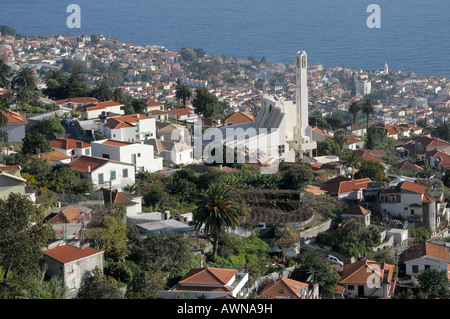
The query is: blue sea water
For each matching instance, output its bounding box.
[1,0,450,77]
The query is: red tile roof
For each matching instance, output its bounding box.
[51,206,87,224]
[223,111,255,125]
[70,155,109,173]
[49,137,91,150]
[44,244,103,263]
[340,260,395,285]
[259,277,309,299]
[398,181,427,194]
[403,242,449,262]
[81,100,123,112]
[2,110,27,124]
[175,267,236,290]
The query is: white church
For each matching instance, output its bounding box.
[199,51,317,168]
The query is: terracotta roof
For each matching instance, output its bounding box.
[49,137,91,150]
[223,111,255,125]
[176,267,236,288]
[422,193,436,204]
[70,155,109,173]
[403,242,450,262]
[259,277,309,299]
[168,108,194,116]
[35,151,71,163]
[2,110,27,124]
[146,99,164,107]
[81,100,123,112]
[101,188,138,207]
[103,118,134,129]
[322,177,371,195]
[398,181,427,194]
[55,97,98,105]
[340,260,395,285]
[394,160,423,172]
[44,244,103,264]
[100,139,134,147]
[344,204,370,216]
[0,165,20,172]
[51,206,87,224]
[355,149,386,163]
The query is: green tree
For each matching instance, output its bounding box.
[87,215,130,262]
[292,249,340,298]
[348,100,362,124]
[76,267,123,299]
[193,183,241,260]
[43,69,68,99]
[175,79,192,108]
[410,227,431,244]
[32,117,65,137]
[192,87,225,119]
[362,97,375,131]
[279,163,315,190]
[354,160,386,181]
[0,59,12,89]
[22,131,51,155]
[66,65,87,97]
[417,268,450,299]
[0,193,54,285]
[11,67,36,92]
[89,83,113,101]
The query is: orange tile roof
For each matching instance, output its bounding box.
[51,206,87,224]
[44,244,103,264]
[81,100,123,112]
[259,277,309,299]
[70,155,109,173]
[398,181,427,194]
[2,110,27,124]
[35,151,71,163]
[168,108,195,116]
[422,193,436,203]
[55,97,98,105]
[49,137,90,150]
[223,111,255,124]
[176,267,236,288]
[340,260,395,285]
[404,242,449,262]
[101,139,134,147]
[101,188,137,207]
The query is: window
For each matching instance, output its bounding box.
[123,168,128,178]
[102,154,110,159]
[68,264,74,273]
[85,148,90,156]
[110,171,116,180]
[348,285,355,290]
[98,173,104,185]
[424,265,430,270]
[412,265,419,273]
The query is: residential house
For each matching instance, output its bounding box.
[49,137,91,157]
[393,160,423,174]
[223,111,255,126]
[343,135,364,150]
[167,108,198,123]
[43,243,104,298]
[157,267,249,299]
[311,126,334,142]
[259,277,319,299]
[156,122,190,143]
[403,241,450,279]
[101,188,142,216]
[0,165,27,199]
[380,181,438,232]
[80,100,124,120]
[2,110,27,142]
[91,139,163,173]
[411,136,450,156]
[146,138,193,165]
[55,97,99,110]
[342,204,371,226]
[101,114,157,142]
[35,150,72,165]
[340,123,366,137]
[144,99,165,113]
[339,260,396,298]
[320,176,372,200]
[70,155,135,191]
[424,149,450,172]
[49,205,92,242]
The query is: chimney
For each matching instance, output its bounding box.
[87,166,91,173]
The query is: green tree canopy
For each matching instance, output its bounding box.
[192,87,225,119]
[0,193,54,285]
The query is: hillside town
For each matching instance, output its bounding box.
[0,27,449,300]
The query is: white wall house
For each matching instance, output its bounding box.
[403,242,450,279]
[49,137,91,157]
[100,114,157,142]
[80,100,125,120]
[3,111,27,142]
[70,155,136,191]
[146,139,194,165]
[91,139,163,173]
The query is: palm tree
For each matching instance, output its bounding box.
[193,183,241,260]
[175,79,192,108]
[362,98,375,131]
[348,101,362,124]
[11,67,36,92]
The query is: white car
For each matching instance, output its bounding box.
[327,255,344,266]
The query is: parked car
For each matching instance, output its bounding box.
[327,255,344,266]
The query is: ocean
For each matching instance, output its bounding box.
[1,0,450,77]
